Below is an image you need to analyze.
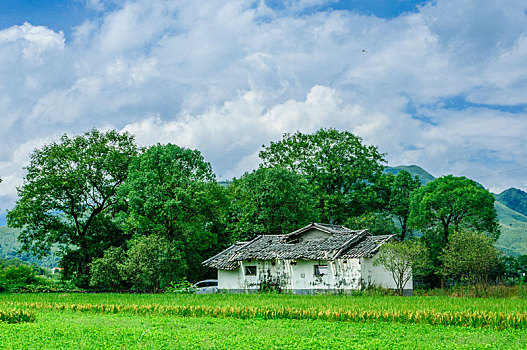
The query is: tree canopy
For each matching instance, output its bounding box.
[409,175,499,243]
[387,170,421,241]
[7,129,137,287]
[227,166,315,241]
[118,143,229,281]
[259,128,386,223]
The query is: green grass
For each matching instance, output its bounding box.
[1,293,526,349]
[0,308,526,349]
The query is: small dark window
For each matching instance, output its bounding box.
[245,266,257,276]
[314,265,328,277]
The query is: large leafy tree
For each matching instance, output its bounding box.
[259,128,386,224]
[228,166,315,241]
[409,175,499,243]
[7,129,137,287]
[409,175,499,288]
[118,143,228,281]
[387,170,421,241]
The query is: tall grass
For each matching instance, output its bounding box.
[0,309,35,323]
[4,299,527,330]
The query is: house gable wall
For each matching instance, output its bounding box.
[298,228,332,242]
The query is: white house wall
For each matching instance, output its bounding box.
[217,269,242,290]
[218,258,363,293]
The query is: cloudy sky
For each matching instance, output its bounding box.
[1,0,527,210]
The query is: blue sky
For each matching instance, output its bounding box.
[0,1,89,37]
[0,0,527,210]
[0,1,431,38]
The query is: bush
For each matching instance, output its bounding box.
[166,278,196,294]
[0,264,51,292]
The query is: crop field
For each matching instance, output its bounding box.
[0,293,526,349]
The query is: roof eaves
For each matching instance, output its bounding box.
[365,234,397,257]
[227,235,263,262]
[202,243,239,266]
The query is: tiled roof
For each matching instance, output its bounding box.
[203,223,395,270]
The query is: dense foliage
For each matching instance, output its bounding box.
[441,230,500,296]
[117,143,229,282]
[227,167,315,241]
[0,258,50,292]
[387,170,421,241]
[7,129,138,287]
[260,128,386,223]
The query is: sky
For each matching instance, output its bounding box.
[1,0,527,211]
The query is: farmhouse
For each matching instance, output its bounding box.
[203,223,409,294]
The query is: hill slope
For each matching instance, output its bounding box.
[495,188,527,217]
[495,201,527,256]
[0,226,58,268]
[385,165,435,184]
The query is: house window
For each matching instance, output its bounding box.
[314,265,328,277]
[245,266,257,276]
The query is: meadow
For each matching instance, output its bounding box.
[1,293,526,349]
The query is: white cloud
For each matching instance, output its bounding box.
[0,22,65,62]
[1,0,527,209]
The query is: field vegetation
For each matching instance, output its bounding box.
[1,293,527,349]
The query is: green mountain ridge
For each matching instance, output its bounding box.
[385,165,435,184]
[495,187,527,217]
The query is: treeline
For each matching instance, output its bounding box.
[5,128,523,292]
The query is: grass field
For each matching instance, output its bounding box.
[1,293,527,349]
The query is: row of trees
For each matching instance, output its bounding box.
[7,128,502,291]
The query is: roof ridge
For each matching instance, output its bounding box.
[333,230,370,259]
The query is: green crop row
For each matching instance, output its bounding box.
[5,301,527,330]
[3,293,527,314]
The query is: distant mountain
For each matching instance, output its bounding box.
[495,188,527,217]
[0,226,59,268]
[495,201,527,256]
[385,165,435,184]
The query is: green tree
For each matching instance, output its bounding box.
[409,175,498,288]
[440,229,500,296]
[118,143,228,282]
[374,240,429,295]
[122,235,185,292]
[7,129,137,287]
[345,212,398,236]
[89,247,127,291]
[259,128,386,223]
[409,175,499,244]
[388,170,421,241]
[228,167,315,241]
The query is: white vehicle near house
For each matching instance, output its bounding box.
[193,279,219,294]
